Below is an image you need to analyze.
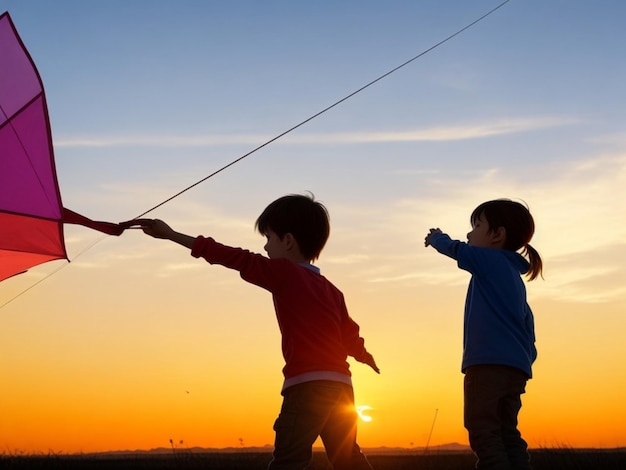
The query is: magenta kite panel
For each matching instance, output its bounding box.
[0,11,68,281]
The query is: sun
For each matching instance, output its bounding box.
[356,405,373,423]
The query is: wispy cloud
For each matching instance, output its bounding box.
[325,253,371,265]
[54,116,577,148]
[307,117,577,144]
[54,134,268,148]
[586,131,626,147]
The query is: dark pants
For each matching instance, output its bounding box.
[464,365,531,470]
[268,380,373,470]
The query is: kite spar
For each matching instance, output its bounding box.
[0,12,122,283]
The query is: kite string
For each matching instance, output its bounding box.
[1,0,510,310]
[135,0,510,218]
[0,235,105,310]
[0,261,66,310]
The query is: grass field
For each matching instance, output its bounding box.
[2,449,626,470]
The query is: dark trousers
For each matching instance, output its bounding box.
[268,380,373,470]
[464,365,531,470]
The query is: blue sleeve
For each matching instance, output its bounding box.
[430,232,462,260]
[430,232,490,276]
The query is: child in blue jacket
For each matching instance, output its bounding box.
[425,199,543,470]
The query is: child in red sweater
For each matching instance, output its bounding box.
[124,193,379,470]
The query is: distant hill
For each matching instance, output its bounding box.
[364,442,471,454]
[81,443,471,458]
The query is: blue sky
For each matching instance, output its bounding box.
[2,0,626,452]
[4,1,619,218]
[5,1,625,211]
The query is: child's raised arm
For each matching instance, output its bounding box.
[424,227,442,247]
[121,218,195,249]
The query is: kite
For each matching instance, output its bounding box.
[0,11,123,283]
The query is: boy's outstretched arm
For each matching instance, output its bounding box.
[121,219,195,249]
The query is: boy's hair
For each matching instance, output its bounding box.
[255,193,330,261]
[471,199,543,281]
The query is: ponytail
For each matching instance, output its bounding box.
[522,243,543,281]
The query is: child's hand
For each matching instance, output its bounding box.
[424,228,442,247]
[120,218,196,248]
[140,219,176,240]
[120,218,175,240]
[361,352,380,374]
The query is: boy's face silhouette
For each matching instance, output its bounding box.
[263,229,309,263]
[263,229,292,260]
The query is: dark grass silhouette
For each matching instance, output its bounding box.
[2,449,626,470]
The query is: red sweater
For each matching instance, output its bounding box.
[191,236,372,387]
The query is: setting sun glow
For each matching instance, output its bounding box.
[2,1,626,455]
[356,406,373,423]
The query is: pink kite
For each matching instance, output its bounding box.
[0,11,123,282]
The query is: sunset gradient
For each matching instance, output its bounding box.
[1,0,626,454]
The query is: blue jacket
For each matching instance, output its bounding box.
[430,232,537,378]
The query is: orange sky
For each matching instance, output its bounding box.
[2,244,626,453]
[2,0,626,455]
